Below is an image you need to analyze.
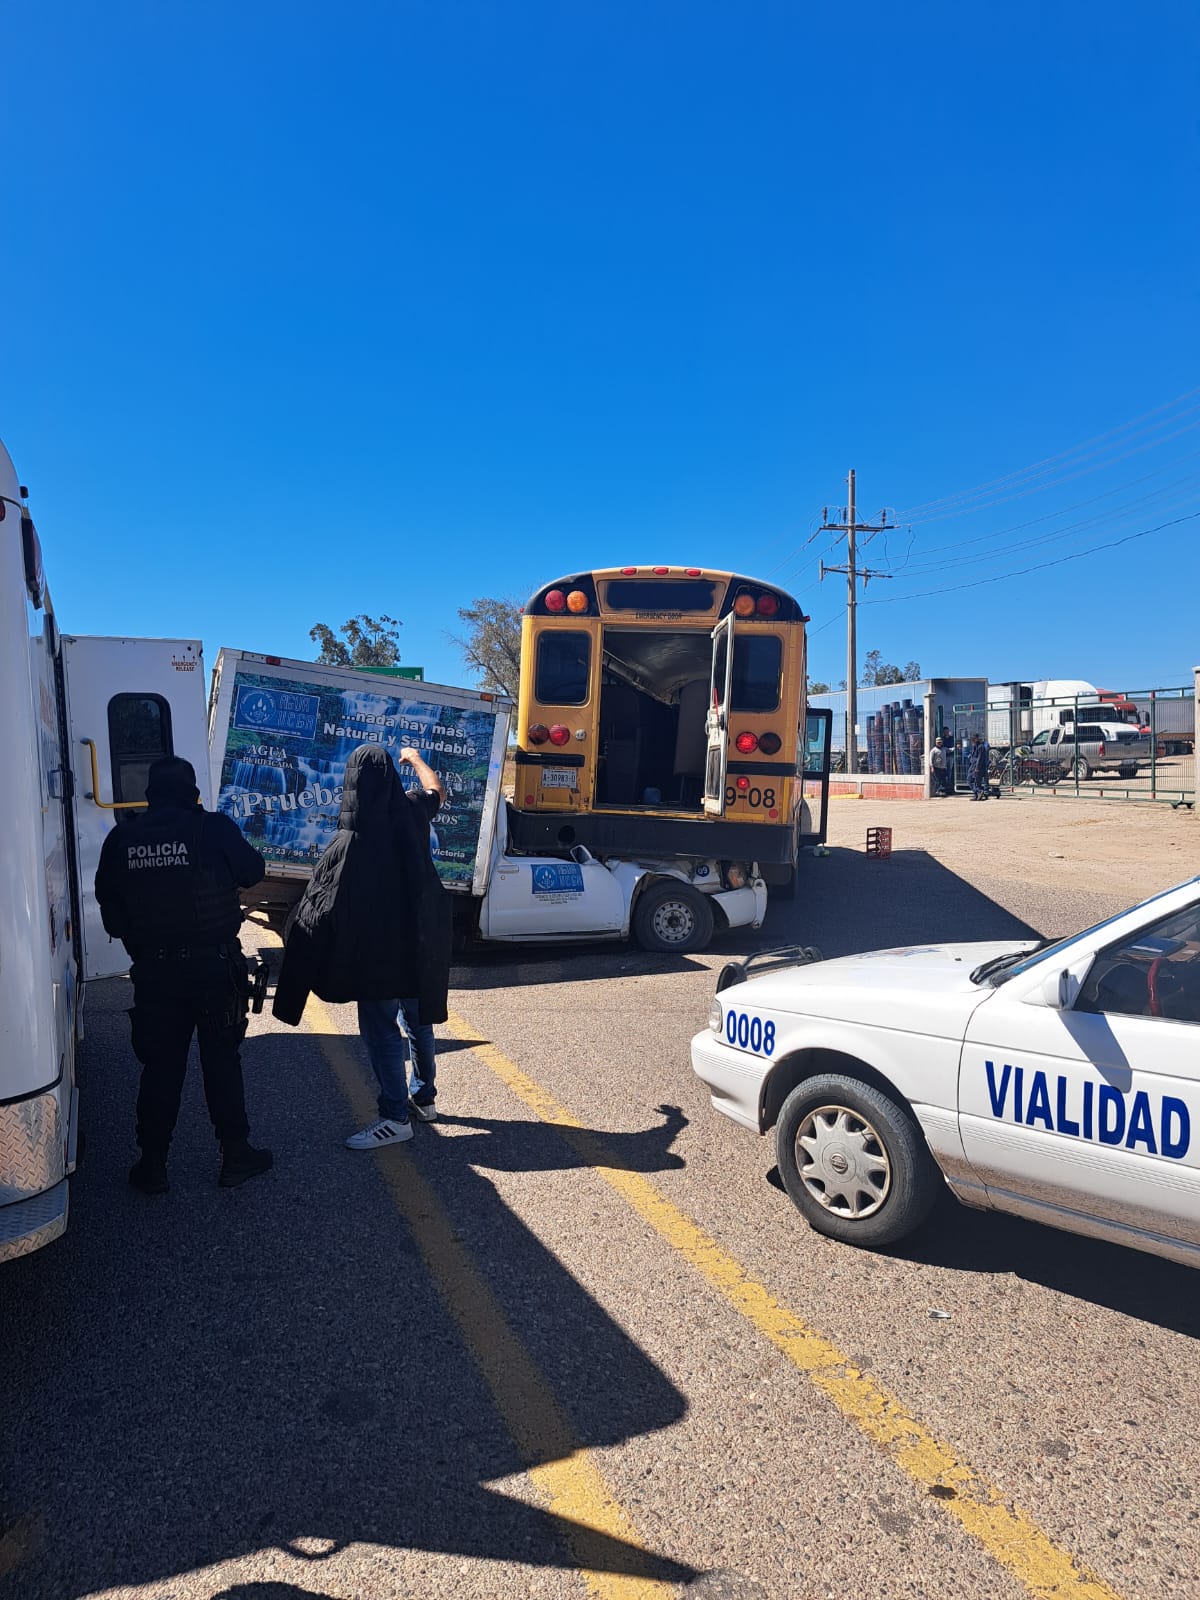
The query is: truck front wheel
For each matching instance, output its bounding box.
[633,881,714,954]
[775,1073,940,1249]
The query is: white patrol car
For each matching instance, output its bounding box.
[691,876,1200,1268]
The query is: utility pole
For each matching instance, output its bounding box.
[819,470,894,772]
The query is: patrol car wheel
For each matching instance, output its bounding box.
[776,1074,939,1249]
[633,881,714,954]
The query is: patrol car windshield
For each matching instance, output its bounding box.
[977,880,1200,986]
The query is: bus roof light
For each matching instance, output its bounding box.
[544,589,567,613]
[621,566,637,575]
[652,566,669,575]
[685,567,701,576]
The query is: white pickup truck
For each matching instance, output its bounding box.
[1027,719,1150,780]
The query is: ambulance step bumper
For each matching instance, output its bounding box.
[0,1180,69,1263]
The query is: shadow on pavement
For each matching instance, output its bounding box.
[442,845,1043,986]
[897,1190,1200,1340]
[0,991,697,1599]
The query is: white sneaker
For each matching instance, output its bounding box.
[345,1119,413,1150]
[410,1100,438,1123]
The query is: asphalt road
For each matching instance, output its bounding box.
[3,799,1198,1600]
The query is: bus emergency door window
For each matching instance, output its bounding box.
[108,693,173,806]
[731,636,782,713]
[535,632,590,706]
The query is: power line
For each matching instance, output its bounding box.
[884,470,1200,577]
[860,510,1200,605]
[896,384,1200,521]
[901,412,1200,527]
[888,446,1200,565]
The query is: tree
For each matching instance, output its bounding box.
[310,613,403,668]
[860,648,921,687]
[809,679,831,694]
[452,597,524,699]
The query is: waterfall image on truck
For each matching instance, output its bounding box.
[214,671,499,887]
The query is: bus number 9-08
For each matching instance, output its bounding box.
[724,1008,776,1056]
[725,786,776,809]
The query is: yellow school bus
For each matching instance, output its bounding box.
[509,566,826,886]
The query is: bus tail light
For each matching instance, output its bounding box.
[566,590,589,613]
[756,593,780,617]
[528,724,549,745]
[735,732,758,754]
[545,590,567,613]
[758,731,782,754]
[733,593,756,617]
[736,775,750,791]
[548,724,570,745]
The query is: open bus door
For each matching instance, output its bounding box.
[703,613,735,816]
[800,707,833,844]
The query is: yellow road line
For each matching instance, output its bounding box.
[303,996,678,1600]
[445,1013,1125,1600]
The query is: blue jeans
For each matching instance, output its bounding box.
[398,998,437,1106]
[356,999,437,1121]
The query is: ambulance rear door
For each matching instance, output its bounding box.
[62,637,210,980]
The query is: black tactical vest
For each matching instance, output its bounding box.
[117,808,241,953]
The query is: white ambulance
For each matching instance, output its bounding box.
[0,439,207,1262]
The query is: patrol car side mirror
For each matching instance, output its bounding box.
[1038,965,1086,1010]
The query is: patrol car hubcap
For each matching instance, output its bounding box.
[796,1105,892,1219]
[651,899,694,943]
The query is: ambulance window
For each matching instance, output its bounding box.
[535,632,590,706]
[731,636,782,713]
[108,694,174,806]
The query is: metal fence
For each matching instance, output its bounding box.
[952,686,1196,805]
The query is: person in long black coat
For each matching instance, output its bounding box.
[273,744,452,1142]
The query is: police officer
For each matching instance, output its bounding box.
[95,756,273,1194]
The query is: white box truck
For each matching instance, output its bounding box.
[207,649,768,951]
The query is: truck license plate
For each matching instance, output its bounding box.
[541,768,577,789]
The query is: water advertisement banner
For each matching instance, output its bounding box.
[214,668,504,888]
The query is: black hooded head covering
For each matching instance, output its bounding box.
[146,756,201,807]
[273,743,452,1022]
[338,744,398,836]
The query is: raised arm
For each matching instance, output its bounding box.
[398,746,446,804]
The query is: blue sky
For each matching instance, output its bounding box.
[3,0,1198,692]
